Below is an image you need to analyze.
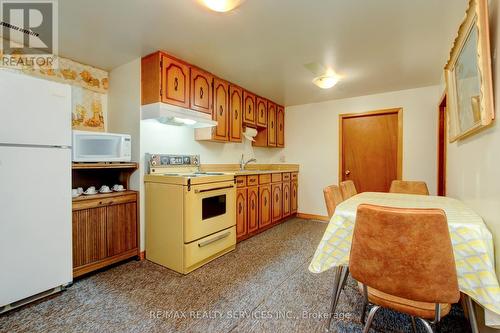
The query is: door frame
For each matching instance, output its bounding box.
[437,92,447,196]
[338,108,404,185]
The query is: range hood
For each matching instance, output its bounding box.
[141,102,217,128]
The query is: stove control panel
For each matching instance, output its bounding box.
[147,154,200,167]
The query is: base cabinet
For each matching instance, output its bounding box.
[235,172,298,242]
[72,192,139,278]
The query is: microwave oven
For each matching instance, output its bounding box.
[72,131,132,162]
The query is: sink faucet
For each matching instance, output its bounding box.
[240,154,257,171]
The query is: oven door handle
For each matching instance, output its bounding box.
[194,185,234,193]
[198,231,231,247]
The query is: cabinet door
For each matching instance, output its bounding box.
[272,183,282,222]
[256,97,267,127]
[267,102,277,147]
[106,202,138,257]
[247,186,259,233]
[291,180,298,214]
[282,181,291,218]
[229,85,243,142]
[212,78,229,141]
[236,188,247,239]
[190,67,213,114]
[243,90,256,125]
[277,105,285,147]
[259,185,272,228]
[72,207,107,268]
[161,54,190,108]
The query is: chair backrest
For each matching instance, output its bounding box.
[349,204,459,304]
[340,180,357,199]
[389,180,429,195]
[323,185,344,218]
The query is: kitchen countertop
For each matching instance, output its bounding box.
[199,164,299,175]
[230,169,298,175]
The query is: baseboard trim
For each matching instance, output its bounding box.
[297,212,329,222]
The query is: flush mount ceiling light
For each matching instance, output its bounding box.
[312,74,339,89]
[199,0,244,12]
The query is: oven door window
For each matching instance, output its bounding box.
[202,194,226,220]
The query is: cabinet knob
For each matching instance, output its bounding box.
[174,77,179,91]
[239,202,242,214]
[200,87,204,99]
[248,105,251,114]
[219,106,223,116]
[251,201,255,209]
[264,197,267,206]
[235,109,238,119]
[345,170,351,176]
[275,193,279,202]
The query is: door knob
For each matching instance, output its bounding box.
[345,170,351,176]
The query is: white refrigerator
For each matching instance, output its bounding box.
[0,70,72,311]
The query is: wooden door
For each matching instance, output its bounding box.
[267,102,277,147]
[438,94,447,196]
[229,85,243,142]
[190,67,213,114]
[291,180,298,213]
[72,207,107,268]
[247,186,259,233]
[161,54,190,108]
[259,185,272,228]
[282,181,290,217]
[212,78,229,141]
[243,91,256,126]
[236,188,247,239]
[340,109,402,193]
[271,183,282,222]
[277,105,285,147]
[106,202,138,257]
[256,97,267,127]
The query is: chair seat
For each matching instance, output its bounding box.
[358,283,451,319]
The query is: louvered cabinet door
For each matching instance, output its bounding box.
[106,202,138,257]
[72,207,107,268]
[190,67,213,114]
[161,54,190,108]
[212,78,229,141]
[229,85,243,142]
[247,186,259,233]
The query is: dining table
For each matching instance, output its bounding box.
[309,192,500,332]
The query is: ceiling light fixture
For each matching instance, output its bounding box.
[312,74,339,89]
[199,0,243,12]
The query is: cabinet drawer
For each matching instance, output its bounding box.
[73,193,137,211]
[235,176,247,187]
[184,227,236,270]
[282,173,291,181]
[259,174,271,184]
[247,175,259,186]
[291,173,298,181]
[271,173,282,183]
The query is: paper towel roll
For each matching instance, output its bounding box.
[243,127,258,142]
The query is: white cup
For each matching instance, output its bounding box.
[85,186,96,194]
[77,187,84,194]
[72,189,79,197]
[112,184,124,191]
[99,185,111,193]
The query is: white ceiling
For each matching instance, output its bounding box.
[59,0,468,106]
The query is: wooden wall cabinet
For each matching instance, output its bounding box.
[212,78,230,141]
[243,90,256,126]
[256,97,268,127]
[277,105,285,147]
[235,172,297,242]
[190,67,213,114]
[72,163,139,278]
[229,85,243,142]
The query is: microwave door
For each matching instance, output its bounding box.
[73,135,122,162]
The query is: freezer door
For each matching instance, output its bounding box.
[0,70,71,146]
[0,146,72,307]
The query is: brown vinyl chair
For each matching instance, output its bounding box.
[389,180,430,195]
[349,204,459,333]
[323,185,344,218]
[340,180,357,199]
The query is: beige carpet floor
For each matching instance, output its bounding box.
[0,219,470,333]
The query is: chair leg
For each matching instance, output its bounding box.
[417,317,434,333]
[360,302,368,324]
[411,316,418,333]
[325,267,343,332]
[362,305,380,333]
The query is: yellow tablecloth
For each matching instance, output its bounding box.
[309,192,500,315]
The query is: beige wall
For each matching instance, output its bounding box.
[284,85,441,217]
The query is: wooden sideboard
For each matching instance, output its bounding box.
[71,163,139,278]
